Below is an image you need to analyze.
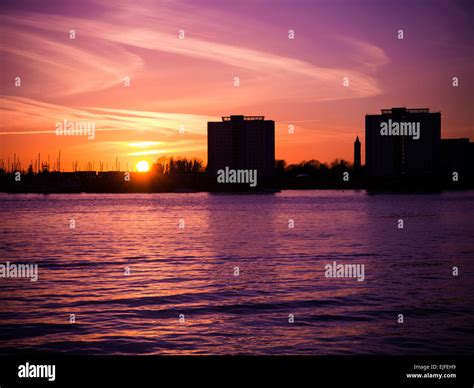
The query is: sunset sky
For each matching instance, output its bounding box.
[1,0,472,171]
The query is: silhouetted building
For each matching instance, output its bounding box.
[354,136,361,170]
[441,138,474,185]
[365,107,441,185]
[207,115,275,190]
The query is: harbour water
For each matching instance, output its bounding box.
[0,191,473,354]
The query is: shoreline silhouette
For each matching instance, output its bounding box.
[1,157,472,193]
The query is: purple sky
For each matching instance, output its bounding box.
[1,0,472,170]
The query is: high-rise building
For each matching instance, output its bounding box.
[207,115,275,190]
[354,136,361,170]
[365,107,441,180]
[441,138,473,184]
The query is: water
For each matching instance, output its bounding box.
[0,191,473,355]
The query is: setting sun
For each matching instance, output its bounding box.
[136,160,150,172]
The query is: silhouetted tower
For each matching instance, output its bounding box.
[354,136,361,170]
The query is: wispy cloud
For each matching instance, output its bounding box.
[1,1,387,103]
[0,0,399,167]
[0,96,217,135]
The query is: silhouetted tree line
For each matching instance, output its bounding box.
[1,155,471,193]
[152,157,204,175]
[276,159,364,189]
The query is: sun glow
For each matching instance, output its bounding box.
[136,160,150,172]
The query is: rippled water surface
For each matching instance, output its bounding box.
[0,191,473,354]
